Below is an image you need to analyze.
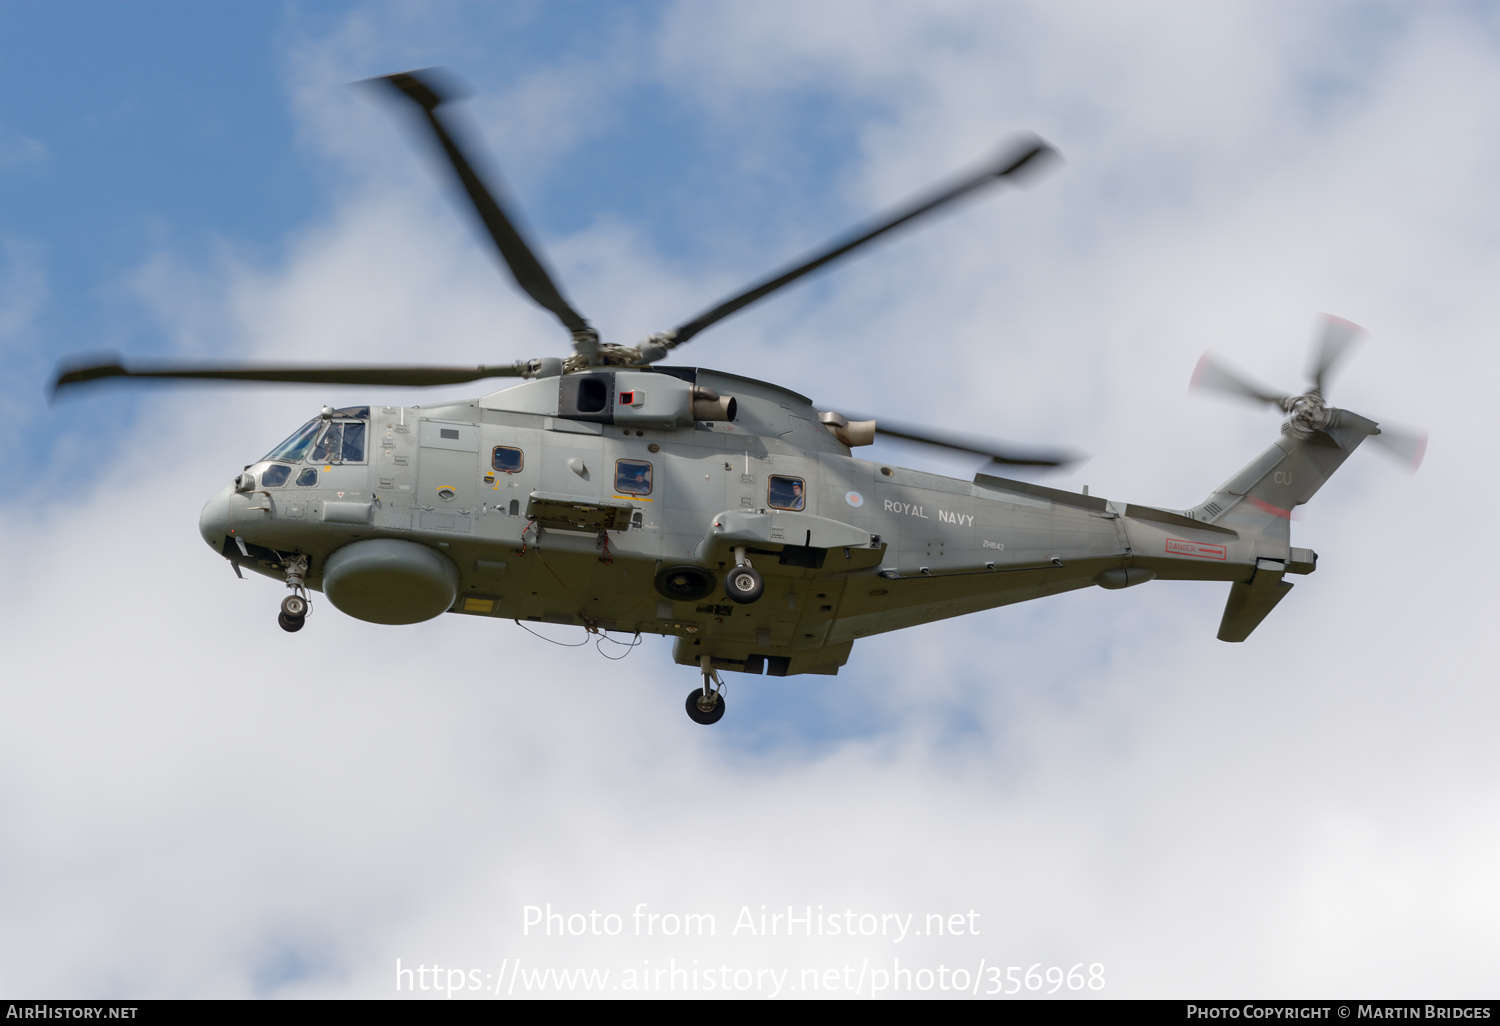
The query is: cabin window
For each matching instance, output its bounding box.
[767,475,805,511]
[261,464,292,488]
[296,468,319,487]
[492,446,524,473]
[615,459,653,496]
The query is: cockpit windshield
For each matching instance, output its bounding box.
[263,419,322,463]
[262,407,370,464]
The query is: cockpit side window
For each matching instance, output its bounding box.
[311,421,367,464]
[339,421,365,463]
[296,468,318,487]
[261,464,292,487]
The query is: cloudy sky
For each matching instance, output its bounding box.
[1,0,1497,1000]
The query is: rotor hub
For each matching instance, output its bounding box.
[561,343,652,374]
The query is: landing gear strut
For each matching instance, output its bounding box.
[686,655,726,725]
[278,555,310,633]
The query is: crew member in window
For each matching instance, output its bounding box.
[616,459,652,496]
[768,475,805,510]
[311,424,341,464]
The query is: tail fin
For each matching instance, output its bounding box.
[1188,408,1379,544]
[1189,409,1378,641]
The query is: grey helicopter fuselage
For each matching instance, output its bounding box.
[56,70,1411,724]
[198,362,1366,676]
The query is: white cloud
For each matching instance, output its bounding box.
[1,0,1498,999]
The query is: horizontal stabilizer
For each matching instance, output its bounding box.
[1217,560,1294,642]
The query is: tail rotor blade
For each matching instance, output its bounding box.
[1191,353,1287,408]
[1309,314,1363,394]
[1368,424,1428,471]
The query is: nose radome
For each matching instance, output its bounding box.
[199,483,234,551]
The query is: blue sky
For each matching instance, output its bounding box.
[2,0,1499,1000]
[0,4,311,448]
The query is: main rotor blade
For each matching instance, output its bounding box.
[52,357,529,394]
[373,69,592,339]
[665,138,1059,349]
[1368,423,1427,470]
[1190,353,1288,408]
[1309,314,1363,394]
[869,418,1081,468]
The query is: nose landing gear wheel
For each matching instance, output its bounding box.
[724,565,764,604]
[279,591,308,632]
[278,554,310,633]
[686,688,725,725]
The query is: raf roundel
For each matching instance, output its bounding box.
[845,491,864,508]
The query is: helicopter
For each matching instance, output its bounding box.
[52,69,1424,725]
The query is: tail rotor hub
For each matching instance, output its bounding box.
[1190,314,1426,471]
[1284,392,1331,432]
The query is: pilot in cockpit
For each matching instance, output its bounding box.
[310,423,341,464]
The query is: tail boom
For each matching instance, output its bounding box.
[1120,408,1377,640]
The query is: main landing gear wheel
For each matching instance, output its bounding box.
[686,688,725,725]
[724,565,764,604]
[278,611,305,633]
